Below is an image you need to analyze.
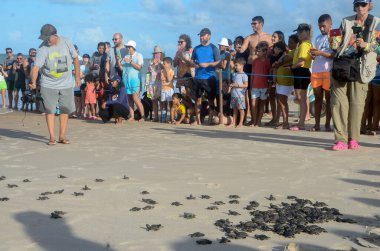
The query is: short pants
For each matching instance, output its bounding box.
[311,72,331,90]
[276,84,294,96]
[230,96,246,110]
[191,77,216,100]
[161,89,174,102]
[40,86,75,114]
[292,67,311,90]
[251,88,268,100]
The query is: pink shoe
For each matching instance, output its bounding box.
[332,141,348,151]
[348,140,360,150]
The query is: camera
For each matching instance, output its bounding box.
[352,26,363,39]
[21,90,43,104]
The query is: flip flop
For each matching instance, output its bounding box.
[47,140,56,146]
[58,139,70,144]
[332,141,348,151]
[290,125,305,131]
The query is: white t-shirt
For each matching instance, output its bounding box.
[312,34,333,74]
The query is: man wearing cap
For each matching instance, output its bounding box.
[191,28,221,125]
[29,24,81,145]
[105,33,127,83]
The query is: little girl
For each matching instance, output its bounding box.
[84,74,97,120]
[0,64,8,109]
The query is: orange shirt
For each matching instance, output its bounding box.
[252,58,271,89]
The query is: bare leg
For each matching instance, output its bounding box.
[297,89,307,128]
[45,114,55,142]
[58,114,69,141]
[238,109,245,127]
[269,86,276,120]
[324,90,332,131]
[152,99,159,121]
[132,92,144,120]
[1,90,6,108]
[13,90,19,110]
[312,86,323,131]
[250,98,258,126]
[127,95,135,121]
[192,98,202,125]
[7,88,13,109]
[232,108,238,127]
[257,99,265,126]
[370,85,380,133]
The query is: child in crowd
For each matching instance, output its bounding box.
[272,42,293,129]
[0,64,8,109]
[229,57,248,128]
[160,57,175,122]
[84,74,97,120]
[170,93,191,124]
[213,79,233,126]
[251,41,271,127]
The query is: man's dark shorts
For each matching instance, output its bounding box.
[5,80,15,91]
[191,77,217,101]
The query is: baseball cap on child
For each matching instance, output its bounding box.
[293,23,311,32]
[38,24,57,41]
[110,75,122,83]
[218,38,229,47]
[125,40,137,49]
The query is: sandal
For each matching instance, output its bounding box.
[348,140,360,150]
[47,139,57,146]
[58,139,70,144]
[289,125,305,131]
[332,141,348,151]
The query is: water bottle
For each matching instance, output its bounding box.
[55,104,60,116]
[161,110,167,123]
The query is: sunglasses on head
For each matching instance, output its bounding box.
[354,2,368,7]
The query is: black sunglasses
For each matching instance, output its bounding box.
[6,51,12,54]
[354,2,368,8]
[178,40,185,44]
[112,38,118,41]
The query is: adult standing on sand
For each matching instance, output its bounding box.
[105,33,127,83]
[29,24,81,145]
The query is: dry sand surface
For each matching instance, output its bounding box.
[0,111,380,251]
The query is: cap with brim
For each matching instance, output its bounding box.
[38,24,57,41]
[110,75,122,83]
[125,40,137,49]
[198,28,211,36]
[152,45,163,54]
[353,0,371,3]
[293,23,311,32]
[218,38,229,47]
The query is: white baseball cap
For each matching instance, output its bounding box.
[125,40,137,49]
[218,38,229,47]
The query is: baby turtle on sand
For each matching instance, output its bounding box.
[229,195,240,199]
[142,199,157,205]
[130,207,141,212]
[58,175,67,179]
[196,239,212,245]
[206,206,219,210]
[37,196,49,200]
[54,189,64,194]
[267,194,276,201]
[189,232,205,238]
[219,237,231,243]
[228,210,241,216]
[186,194,196,200]
[171,202,183,206]
[0,176,6,181]
[81,185,91,191]
[95,179,104,182]
[0,197,9,201]
[287,195,298,200]
[41,192,52,196]
[213,201,225,205]
[244,205,257,210]
[23,179,31,183]
[142,205,154,210]
[141,191,149,195]
[200,195,211,199]
[182,213,196,219]
[50,210,66,219]
[229,200,239,204]
[7,184,18,188]
[145,224,162,231]
[314,201,328,207]
[248,201,260,207]
[123,175,129,180]
[254,234,270,240]
[335,217,357,224]
[73,192,84,196]
[226,230,248,239]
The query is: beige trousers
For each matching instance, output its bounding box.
[331,77,368,143]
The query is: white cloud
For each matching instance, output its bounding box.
[141,0,186,14]
[8,31,22,41]
[138,34,155,51]
[141,0,159,12]
[75,26,105,44]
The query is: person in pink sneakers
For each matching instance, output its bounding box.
[330,0,380,150]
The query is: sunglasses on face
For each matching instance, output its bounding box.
[178,40,185,44]
[6,51,12,54]
[251,22,259,26]
[17,58,22,60]
[112,38,118,41]
[354,2,368,8]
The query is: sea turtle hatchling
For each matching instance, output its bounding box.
[0,176,6,181]
[228,195,240,199]
[50,210,66,219]
[186,194,196,200]
[189,232,205,238]
[37,196,49,200]
[130,207,141,212]
[58,175,67,179]
[219,237,231,243]
[142,199,157,205]
[228,210,241,216]
[95,179,104,182]
[213,201,225,205]
[171,202,183,206]
[140,191,149,195]
[53,189,64,194]
[23,179,31,183]
[82,185,91,191]
[254,234,270,240]
[267,194,276,201]
[0,197,9,201]
[206,206,219,210]
[7,184,18,188]
[229,200,239,204]
[182,213,196,219]
[145,224,162,231]
[123,175,129,180]
[200,195,211,199]
[142,205,154,210]
[73,192,84,196]
[41,192,52,196]
[196,239,212,245]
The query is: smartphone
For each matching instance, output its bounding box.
[329,29,342,37]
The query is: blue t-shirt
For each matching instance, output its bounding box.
[231,72,248,98]
[192,43,221,80]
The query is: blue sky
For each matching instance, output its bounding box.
[0,0,354,58]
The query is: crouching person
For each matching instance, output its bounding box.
[99,75,130,124]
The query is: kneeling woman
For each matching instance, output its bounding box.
[99,75,130,124]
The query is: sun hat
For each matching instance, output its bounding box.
[152,45,163,54]
[125,40,137,49]
[218,38,229,47]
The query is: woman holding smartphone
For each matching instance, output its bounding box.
[330,0,380,150]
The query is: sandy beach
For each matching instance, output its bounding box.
[0,111,379,251]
